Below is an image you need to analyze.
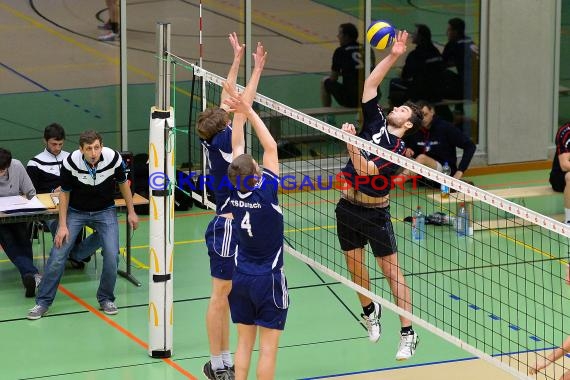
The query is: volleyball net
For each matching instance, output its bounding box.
[172,59,570,379]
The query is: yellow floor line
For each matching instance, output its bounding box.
[118,247,149,269]
[489,229,568,265]
[0,3,151,80]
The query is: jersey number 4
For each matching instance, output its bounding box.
[241,211,253,237]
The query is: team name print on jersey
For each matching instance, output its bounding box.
[230,200,262,209]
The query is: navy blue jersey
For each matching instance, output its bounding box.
[403,116,475,174]
[551,123,570,176]
[201,125,233,213]
[340,97,406,197]
[220,169,284,275]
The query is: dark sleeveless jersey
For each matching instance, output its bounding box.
[340,97,406,197]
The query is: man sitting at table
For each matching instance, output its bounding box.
[27,130,139,320]
[0,147,42,298]
[27,123,102,269]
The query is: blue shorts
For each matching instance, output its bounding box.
[205,215,237,280]
[229,269,289,330]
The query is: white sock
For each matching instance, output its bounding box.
[210,354,224,370]
[565,208,570,223]
[222,351,234,368]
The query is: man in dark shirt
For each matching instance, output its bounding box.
[27,130,138,320]
[549,122,570,223]
[403,100,476,181]
[321,23,371,108]
[389,24,445,106]
[442,17,479,103]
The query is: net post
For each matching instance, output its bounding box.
[148,22,174,359]
[156,22,171,110]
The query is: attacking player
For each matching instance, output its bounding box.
[335,30,423,360]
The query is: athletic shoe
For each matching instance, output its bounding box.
[226,365,235,379]
[27,305,48,320]
[98,32,119,41]
[99,301,119,315]
[396,331,419,360]
[203,361,232,380]
[361,301,382,342]
[23,273,36,298]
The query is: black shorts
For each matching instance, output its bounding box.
[550,171,566,192]
[335,198,397,257]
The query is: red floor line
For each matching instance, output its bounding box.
[58,285,198,380]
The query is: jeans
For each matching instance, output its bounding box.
[0,222,39,278]
[36,207,119,307]
[44,219,102,261]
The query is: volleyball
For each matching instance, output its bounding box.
[366,20,396,50]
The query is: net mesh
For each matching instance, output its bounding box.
[179,62,570,379]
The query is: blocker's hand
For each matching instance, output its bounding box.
[229,32,245,61]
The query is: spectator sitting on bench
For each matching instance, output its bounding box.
[402,100,476,185]
[388,24,445,107]
[321,23,374,109]
[549,122,570,224]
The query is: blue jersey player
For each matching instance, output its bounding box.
[335,30,423,361]
[197,34,267,380]
[220,73,288,380]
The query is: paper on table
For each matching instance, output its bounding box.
[0,195,47,212]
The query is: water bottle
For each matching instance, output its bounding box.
[412,206,425,240]
[441,161,451,198]
[456,203,469,237]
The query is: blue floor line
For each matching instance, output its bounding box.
[0,61,102,119]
